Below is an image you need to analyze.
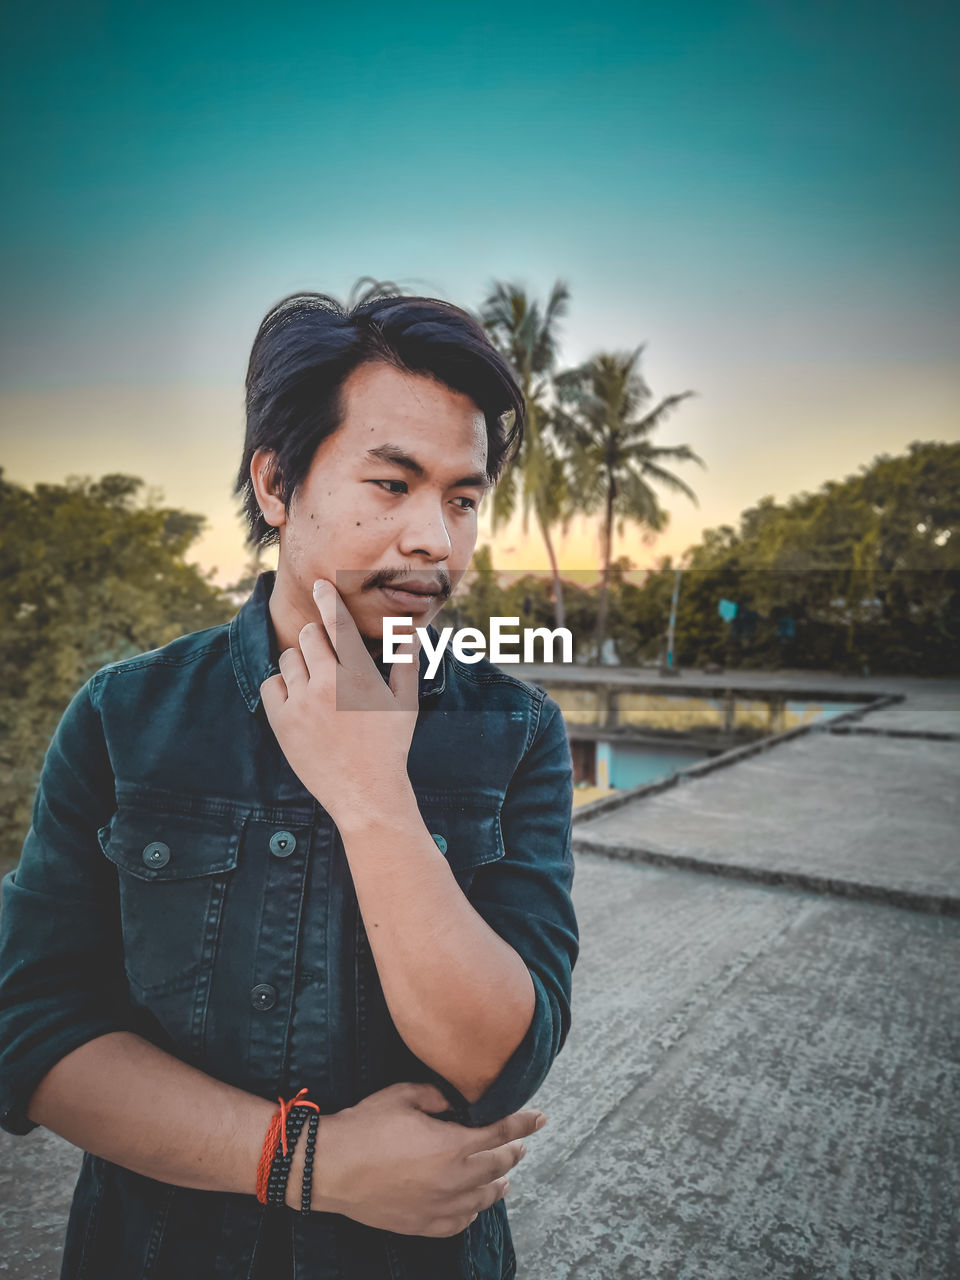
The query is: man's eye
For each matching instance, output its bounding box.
[372,480,408,495]
[452,496,477,511]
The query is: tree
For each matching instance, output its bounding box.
[647,441,960,674]
[554,348,702,662]
[478,280,572,627]
[605,556,669,666]
[0,471,236,871]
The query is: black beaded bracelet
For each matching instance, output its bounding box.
[300,1108,321,1216]
[267,1104,311,1208]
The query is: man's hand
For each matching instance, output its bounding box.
[296,1082,545,1237]
[260,578,420,824]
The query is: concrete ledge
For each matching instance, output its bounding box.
[572,835,960,918]
[828,724,960,742]
[572,693,904,826]
[821,691,904,723]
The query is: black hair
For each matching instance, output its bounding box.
[236,285,525,549]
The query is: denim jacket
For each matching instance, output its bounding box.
[0,571,578,1280]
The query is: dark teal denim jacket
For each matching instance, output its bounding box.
[0,572,578,1280]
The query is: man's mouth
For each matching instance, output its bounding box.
[376,583,443,613]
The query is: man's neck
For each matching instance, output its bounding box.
[267,583,314,656]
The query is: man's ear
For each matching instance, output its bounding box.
[250,448,287,529]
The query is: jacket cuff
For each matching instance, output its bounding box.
[0,1014,134,1136]
[426,970,563,1128]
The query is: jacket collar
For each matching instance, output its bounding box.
[229,570,447,713]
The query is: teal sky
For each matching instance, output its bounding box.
[1,1,957,580]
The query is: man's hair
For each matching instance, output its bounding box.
[236,286,526,549]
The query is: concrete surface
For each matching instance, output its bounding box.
[842,693,960,737]
[573,731,960,913]
[2,672,958,1278]
[509,857,960,1280]
[0,1128,82,1278]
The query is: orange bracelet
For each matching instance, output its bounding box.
[256,1087,321,1205]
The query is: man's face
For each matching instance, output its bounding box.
[257,360,490,642]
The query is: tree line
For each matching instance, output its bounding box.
[449,439,959,675]
[0,471,237,872]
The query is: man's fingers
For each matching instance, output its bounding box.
[462,1176,513,1228]
[278,645,309,690]
[440,1173,513,1237]
[462,1109,545,1157]
[313,579,371,669]
[464,1137,528,1186]
[297,621,336,676]
[405,1082,454,1114]
[387,635,422,712]
[259,672,288,711]
[481,1175,512,1211]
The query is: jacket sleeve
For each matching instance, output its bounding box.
[0,673,132,1135]
[429,693,579,1127]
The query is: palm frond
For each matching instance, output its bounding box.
[554,348,701,550]
[613,468,665,525]
[630,458,701,507]
[619,391,697,443]
[488,467,518,534]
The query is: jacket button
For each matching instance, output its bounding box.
[251,984,277,1011]
[431,833,447,853]
[269,830,296,858]
[142,842,170,869]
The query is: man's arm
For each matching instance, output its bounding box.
[418,693,579,1126]
[336,798,537,1102]
[0,676,132,1135]
[260,583,578,1115]
[26,1030,539,1234]
[27,1032,276,1193]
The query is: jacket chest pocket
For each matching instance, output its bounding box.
[98,809,241,997]
[413,790,506,896]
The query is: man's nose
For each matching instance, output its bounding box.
[396,495,452,561]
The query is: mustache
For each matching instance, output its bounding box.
[361,567,453,600]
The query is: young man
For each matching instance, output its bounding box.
[0,290,579,1279]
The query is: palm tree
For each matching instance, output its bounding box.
[478,281,571,628]
[554,348,704,662]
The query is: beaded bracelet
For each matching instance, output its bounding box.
[268,1104,311,1206]
[300,1107,321,1215]
[256,1088,321,1208]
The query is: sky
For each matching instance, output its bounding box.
[1,0,957,585]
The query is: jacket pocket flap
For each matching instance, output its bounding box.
[98,810,242,881]
[414,791,505,873]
